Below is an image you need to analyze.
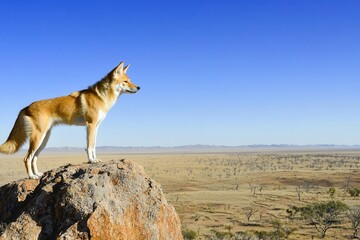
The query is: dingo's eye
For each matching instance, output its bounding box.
[123,81,128,83]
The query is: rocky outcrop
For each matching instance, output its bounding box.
[0,159,183,240]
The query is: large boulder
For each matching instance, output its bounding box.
[0,159,183,240]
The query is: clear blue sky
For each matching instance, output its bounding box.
[0,1,360,147]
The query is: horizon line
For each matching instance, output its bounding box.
[41,143,360,149]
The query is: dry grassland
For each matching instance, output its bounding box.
[1,149,360,239]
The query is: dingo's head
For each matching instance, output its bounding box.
[111,61,140,94]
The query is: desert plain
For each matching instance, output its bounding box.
[1,147,359,239]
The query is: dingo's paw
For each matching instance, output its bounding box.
[29,174,40,179]
[89,158,102,163]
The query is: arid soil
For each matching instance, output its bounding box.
[1,149,360,239]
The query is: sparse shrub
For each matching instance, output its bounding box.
[224,224,233,235]
[234,231,259,240]
[327,187,336,198]
[270,219,297,240]
[234,220,296,240]
[347,188,360,197]
[286,206,298,220]
[253,230,272,240]
[209,229,230,239]
[182,228,197,240]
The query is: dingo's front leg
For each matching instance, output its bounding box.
[32,130,51,177]
[86,123,101,163]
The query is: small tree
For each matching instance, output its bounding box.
[346,207,360,239]
[303,181,312,193]
[248,183,257,195]
[295,185,301,201]
[295,200,348,238]
[242,206,258,222]
[258,184,264,193]
[343,176,351,189]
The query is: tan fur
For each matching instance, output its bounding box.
[0,110,29,154]
[0,61,140,179]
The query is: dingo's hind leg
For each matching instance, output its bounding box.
[24,128,49,179]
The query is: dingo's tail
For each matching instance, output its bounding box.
[0,110,29,154]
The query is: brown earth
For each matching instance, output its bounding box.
[1,149,360,239]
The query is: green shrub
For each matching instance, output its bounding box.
[327,187,336,198]
[182,228,197,240]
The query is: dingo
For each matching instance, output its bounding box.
[0,61,140,179]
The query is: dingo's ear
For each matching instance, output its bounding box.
[123,64,130,74]
[113,61,124,78]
